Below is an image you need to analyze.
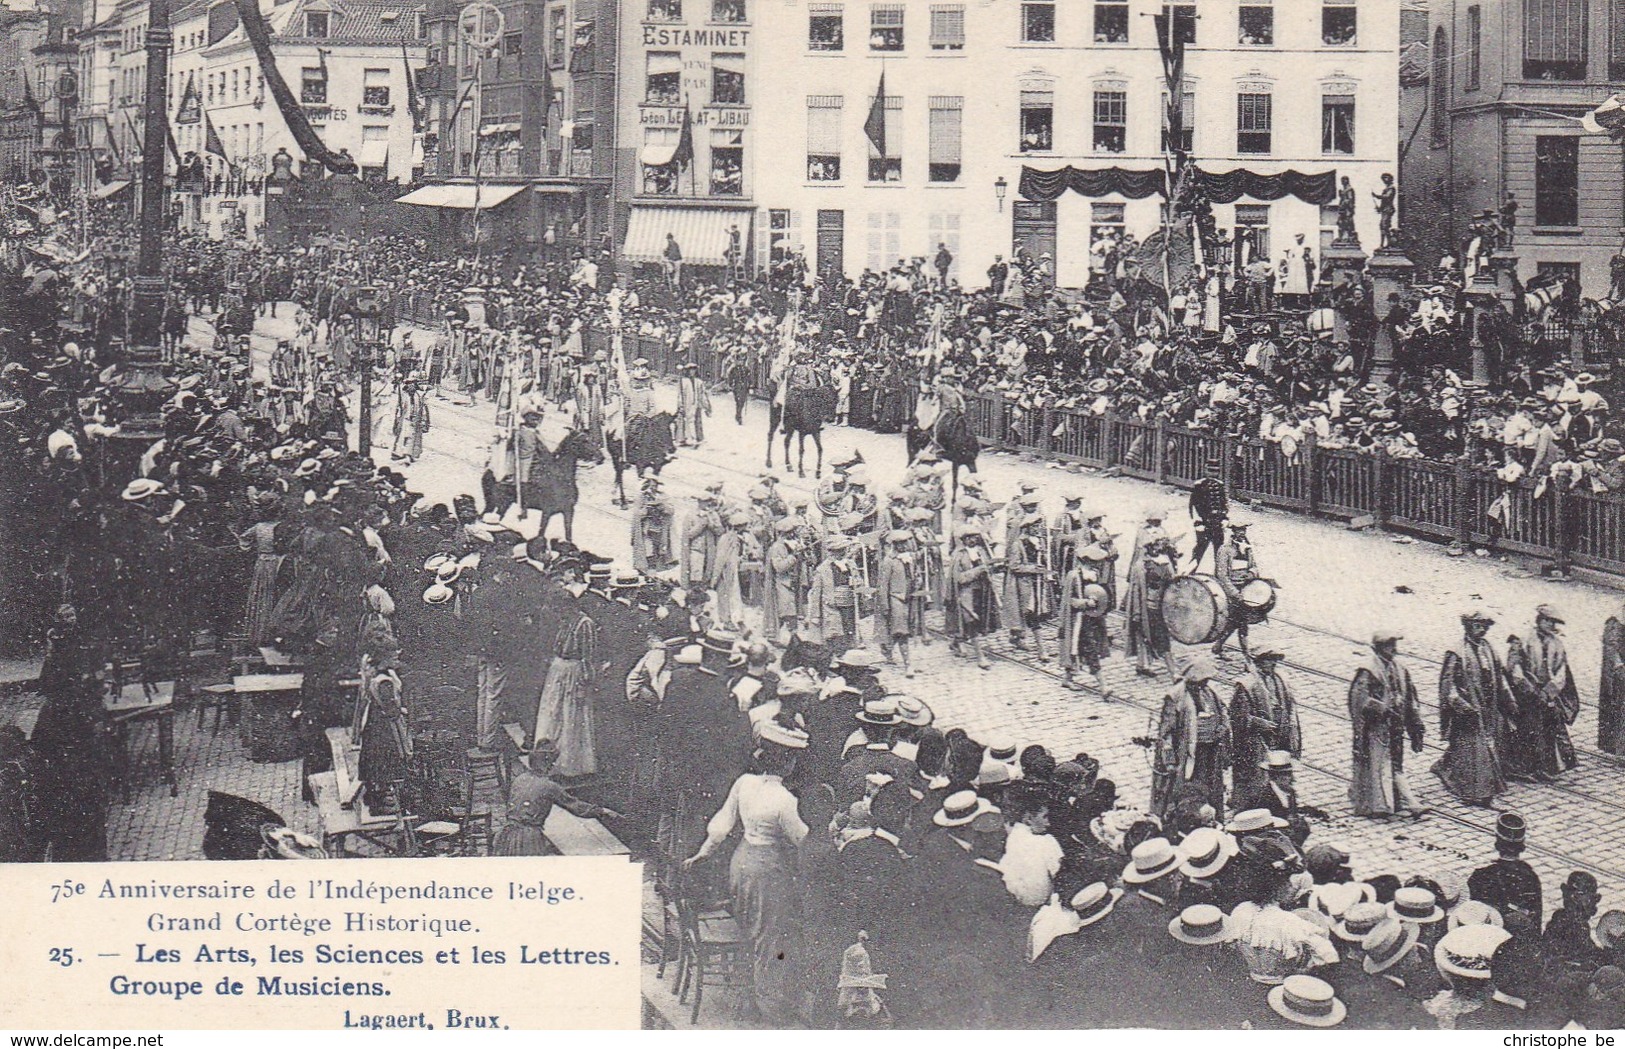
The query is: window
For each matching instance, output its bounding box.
[1321,93,1354,154]
[1022,0,1054,42]
[569,120,594,177]
[867,94,901,181]
[1092,90,1126,152]
[1322,0,1355,45]
[807,94,843,180]
[300,67,326,104]
[363,68,391,108]
[1524,0,1587,79]
[929,5,964,49]
[1431,27,1448,145]
[549,8,567,65]
[865,211,902,273]
[1161,89,1194,152]
[1466,6,1482,88]
[641,127,679,194]
[231,69,240,101]
[1320,204,1339,252]
[810,4,844,50]
[928,95,961,181]
[305,10,329,37]
[1234,204,1271,265]
[713,0,746,21]
[1534,136,1579,226]
[1167,3,1196,44]
[768,209,801,266]
[928,212,960,279]
[870,5,903,50]
[711,52,745,104]
[1237,92,1271,154]
[1020,89,1053,151]
[647,0,681,21]
[646,52,680,104]
[502,31,522,56]
[1089,203,1125,251]
[1537,261,1582,288]
[1239,4,1273,45]
[1612,0,1625,79]
[711,128,743,195]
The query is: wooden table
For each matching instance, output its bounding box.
[308,771,414,856]
[104,681,176,798]
[544,809,628,856]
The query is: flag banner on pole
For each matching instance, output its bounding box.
[1581,95,1625,136]
[233,0,355,173]
[864,69,887,156]
[204,110,228,161]
[401,41,424,134]
[672,101,695,169]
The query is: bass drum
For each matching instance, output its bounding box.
[1162,574,1228,646]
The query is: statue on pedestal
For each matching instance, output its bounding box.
[269,147,296,182]
[1335,175,1358,244]
[1499,192,1519,250]
[1372,173,1396,248]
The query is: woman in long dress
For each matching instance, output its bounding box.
[493,741,621,856]
[534,582,600,777]
[355,642,412,814]
[686,726,810,1024]
[237,509,283,645]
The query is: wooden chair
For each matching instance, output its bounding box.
[673,867,749,1024]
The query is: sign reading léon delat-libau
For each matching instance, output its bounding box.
[639,108,750,128]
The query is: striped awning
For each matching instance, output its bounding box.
[394,183,525,209]
[621,205,747,265]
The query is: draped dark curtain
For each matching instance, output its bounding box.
[1018,165,1336,206]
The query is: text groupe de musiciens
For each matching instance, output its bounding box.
[103,878,581,906]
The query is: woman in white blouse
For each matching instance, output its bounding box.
[687,722,811,1023]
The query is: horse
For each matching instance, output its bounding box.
[523,429,596,545]
[778,379,837,478]
[911,398,980,507]
[606,412,676,507]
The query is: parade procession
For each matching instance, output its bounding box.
[16,0,1625,1033]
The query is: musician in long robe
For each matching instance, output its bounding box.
[1209,522,1262,662]
[1002,512,1052,661]
[1124,538,1176,679]
[947,531,999,670]
[1051,496,1086,592]
[763,519,803,643]
[1151,656,1222,823]
[1058,560,1110,694]
[711,511,751,630]
[1084,512,1120,610]
[875,530,926,678]
[805,533,861,652]
[1229,648,1301,806]
[631,477,675,574]
[1601,602,1625,755]
[1348,630,1426,817]
[681,493,722,588]
[675,362,711,447]
[1433,610,1509,806]
[1504,605,1580,781]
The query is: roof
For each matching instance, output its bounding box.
[1398,39,1429,84]
[272,0,418,44]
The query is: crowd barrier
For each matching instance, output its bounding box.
[385,304,1625,580]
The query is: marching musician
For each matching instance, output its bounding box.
[1124,538,1178,680]
[1211,519,1272,664]
[681,491,723,588]
[1085,509,1120,611]
[763,518,804,643]
[876,528,927,678]
[806,533,862,653]
[711,510,753,630]
[947,529,1000,671]
[903,506,943,615]
[1003,508,1053,661]
[631,476,675,574]
[1051,494,1087,587]
[1004,485,1040,558]
[758,473,789,518]
[1059,548,1112,696]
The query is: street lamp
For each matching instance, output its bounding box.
[353,286,382,457]
[994,175,1008,213]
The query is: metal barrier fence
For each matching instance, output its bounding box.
[387,310,1625,578]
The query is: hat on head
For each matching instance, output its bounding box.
[702,627,740,653]
[1495,811,1527,852]
[674,644,704,665]
[1181,654,1220,684]
[894,695,933,727]
[1460,609,1496,625]
[1069,883,1123,927]
[1179,827,1238,880]
[1335,902,1389,944]
[1259,749,1295,773]
[1372,628,1403,645]
[1362,918,1421,974]
[855,697,903,726]
[1448,900,1504,930]
[1312,881,1376,920]
[121,478,166,502]
[1434,923,1512,980]
[1121,838,1182,884]
[1168,904,1232,946]
[1224,808,1288,833]
[1537,603,1565,623]
[835,649,882,670]
[1267,975,1346,1028]
[1389,886,1445,924]
[759,721,810,750]
[933,789,994,828]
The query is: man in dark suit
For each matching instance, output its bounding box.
[1468,812,1544,931]
[837,699,917,804]
[1233,750,1310,846]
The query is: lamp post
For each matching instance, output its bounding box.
[354,286,382,457]
[108,0,177,466]
[994,175,1008,213]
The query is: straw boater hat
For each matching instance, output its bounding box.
[1447,900,1504,930]
[1388,886,1445,924]
[1169,904,1232,946]
[1361,918,1421,975]
[1121,838,1182,884]
[1179,827,1238,880]
[759,721,810,750]
[1434,923,1512,980]
[1070,883,1123,927]
[855,697,903,726]
[1333,902,1389,944]
[933,789,996,828]
[1310,881,1376,920]
[1267,974,1346,1028]
[1225,808,1288,833]
[894,695,934,728]
[121,478,166,502]
[423,582,454,605]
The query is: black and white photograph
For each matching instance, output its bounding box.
[7,0,1625,1032]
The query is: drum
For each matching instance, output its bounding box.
[1162,574,1228,645]
[1239,578,1277,624]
